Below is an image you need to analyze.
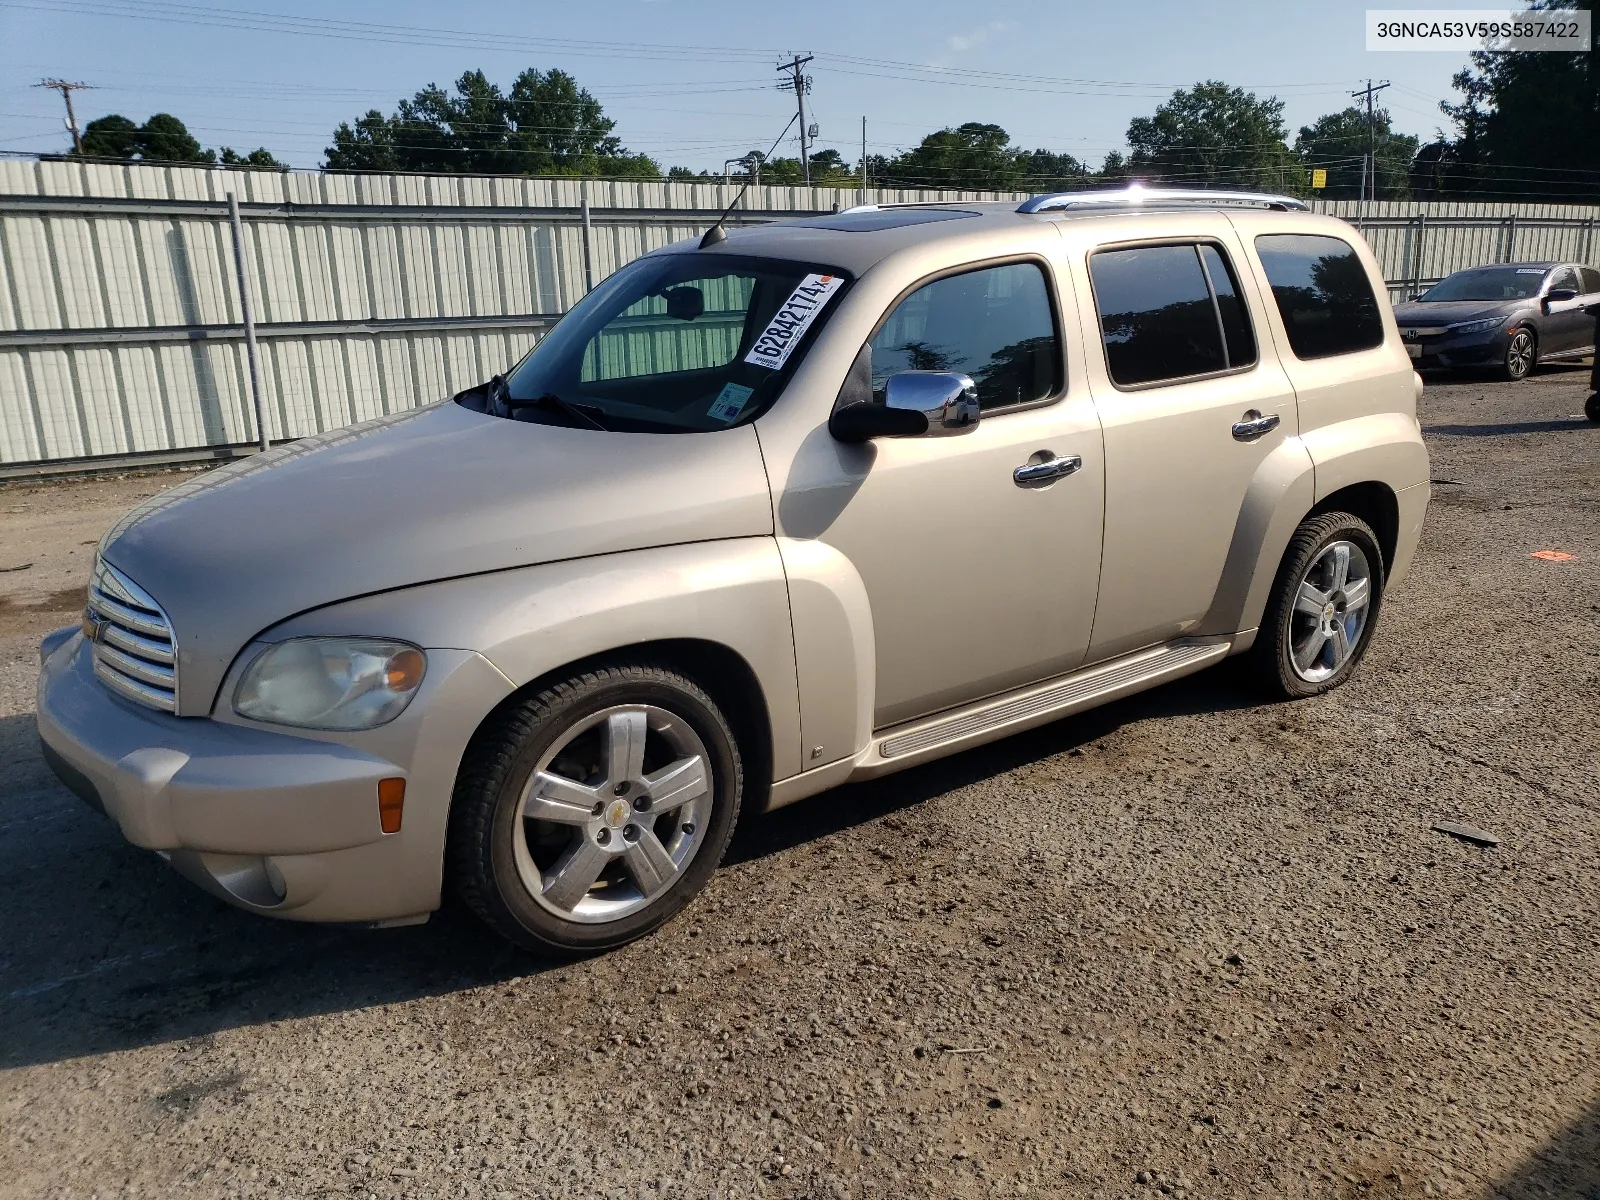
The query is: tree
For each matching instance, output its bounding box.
[1126,81,1304,191]
[881,122,1026,190]
[1095,150,1131,186]
[79,114,142,159]
[137,113,211,163]
[325,67,660,177]
[1020,149,1092,191]
[220,147,287,170]
[761,149,857,186]
[74,112,232,165]
[1433,0,1597,198]
[1295,107,1417,199]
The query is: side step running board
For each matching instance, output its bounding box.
[852,639,1231,779]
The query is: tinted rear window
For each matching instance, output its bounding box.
[1255,234,1384,360]
[1089,243,1257,386]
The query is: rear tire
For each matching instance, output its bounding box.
[1501,327,1536,381]
[1253,512,1385,701]
[447,660,743,955]
[1585,392,1600,424]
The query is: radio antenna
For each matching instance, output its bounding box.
[700,111,800,249]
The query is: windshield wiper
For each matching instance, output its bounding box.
[495,378,611,431]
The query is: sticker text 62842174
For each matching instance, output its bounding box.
[744,274,846,371]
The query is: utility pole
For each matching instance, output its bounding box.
[1350,79,1391,220]
[777,54,814,185]
[35,79,90,155]
[860,116,868,200]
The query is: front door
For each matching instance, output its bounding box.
[1079,234,1303,663]
[818,260,1106,729]
[1542,266,1591,355]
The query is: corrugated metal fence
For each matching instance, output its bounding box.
[1,159,1597,472]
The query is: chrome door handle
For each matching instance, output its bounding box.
[1013,453,1082,486]
[1231,410,1281,441]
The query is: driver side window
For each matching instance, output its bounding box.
[869,262,1061,411]
[1549,267,1582,295]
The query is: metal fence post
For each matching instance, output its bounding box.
[1411,212,1427,299]
[226,191,268,452]
[580,180,594,295]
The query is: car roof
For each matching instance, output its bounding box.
[668,198,1333,276]
[1448,261,1562,271]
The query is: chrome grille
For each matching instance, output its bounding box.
[87,558,178,713]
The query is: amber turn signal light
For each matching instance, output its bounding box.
[377,777,406,834]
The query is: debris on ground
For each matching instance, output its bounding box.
[1432,821,1500,847]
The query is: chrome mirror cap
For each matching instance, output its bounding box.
[883,371,980,436]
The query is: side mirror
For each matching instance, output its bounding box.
[828,370,980,443]
[885,371,981,435]
[1545,287,1578,306]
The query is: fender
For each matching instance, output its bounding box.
[1200,435,1317,642]
[265,538,805,785]
[1304,411,1430,503]
[773,537,876,791]
[1306,412,1431,589]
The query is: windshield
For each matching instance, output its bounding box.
[1419,266,1548,303]
[490,253,849,432]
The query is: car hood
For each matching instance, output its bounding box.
[1393,300,1523,326]
[101,402,775,714]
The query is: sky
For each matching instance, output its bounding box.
[0,0,1499,175]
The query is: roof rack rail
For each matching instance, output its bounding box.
[837,200,979,214]
[1016,184,1308,214]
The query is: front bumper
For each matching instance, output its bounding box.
[1402,326,1510,370]
[36,629,511,923]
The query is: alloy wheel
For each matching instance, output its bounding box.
[512,704,712,924]
[1505,329,1534,380]
[1288,540,1373,683]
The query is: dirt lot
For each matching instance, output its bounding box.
[1,370,1596,1200]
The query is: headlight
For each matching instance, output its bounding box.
[1449,315,1506,335]
[234,638,426,730]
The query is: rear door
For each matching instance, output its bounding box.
[1578,267,1600,355]
[1070,217,1300,664]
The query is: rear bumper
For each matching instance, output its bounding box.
[36,630,512,923]
[1388,480,1430,590]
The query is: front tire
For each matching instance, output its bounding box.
[1501,327,1536,381]
[448,661,743,954]
[1585,392,1600,424]
[1253,512,1385,700]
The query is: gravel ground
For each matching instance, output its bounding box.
[1,371,1597,1200]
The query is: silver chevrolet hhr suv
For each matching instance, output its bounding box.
[37,187,1430,954]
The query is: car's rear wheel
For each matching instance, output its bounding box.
[1585,392,1600,424]
[1254,512,1385,700]
[448,661,742,954]
[1501,327,1536,381]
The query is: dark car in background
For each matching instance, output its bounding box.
[1393,262,1600,381]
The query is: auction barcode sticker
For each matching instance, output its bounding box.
[744,274,845,371]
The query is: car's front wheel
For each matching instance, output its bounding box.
[1254,512,1385,700]
[1501,327,1536,381]
[1585,392,1600,424]
[448,661,743,954]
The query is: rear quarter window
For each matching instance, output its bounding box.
[1254,234,1385,360]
